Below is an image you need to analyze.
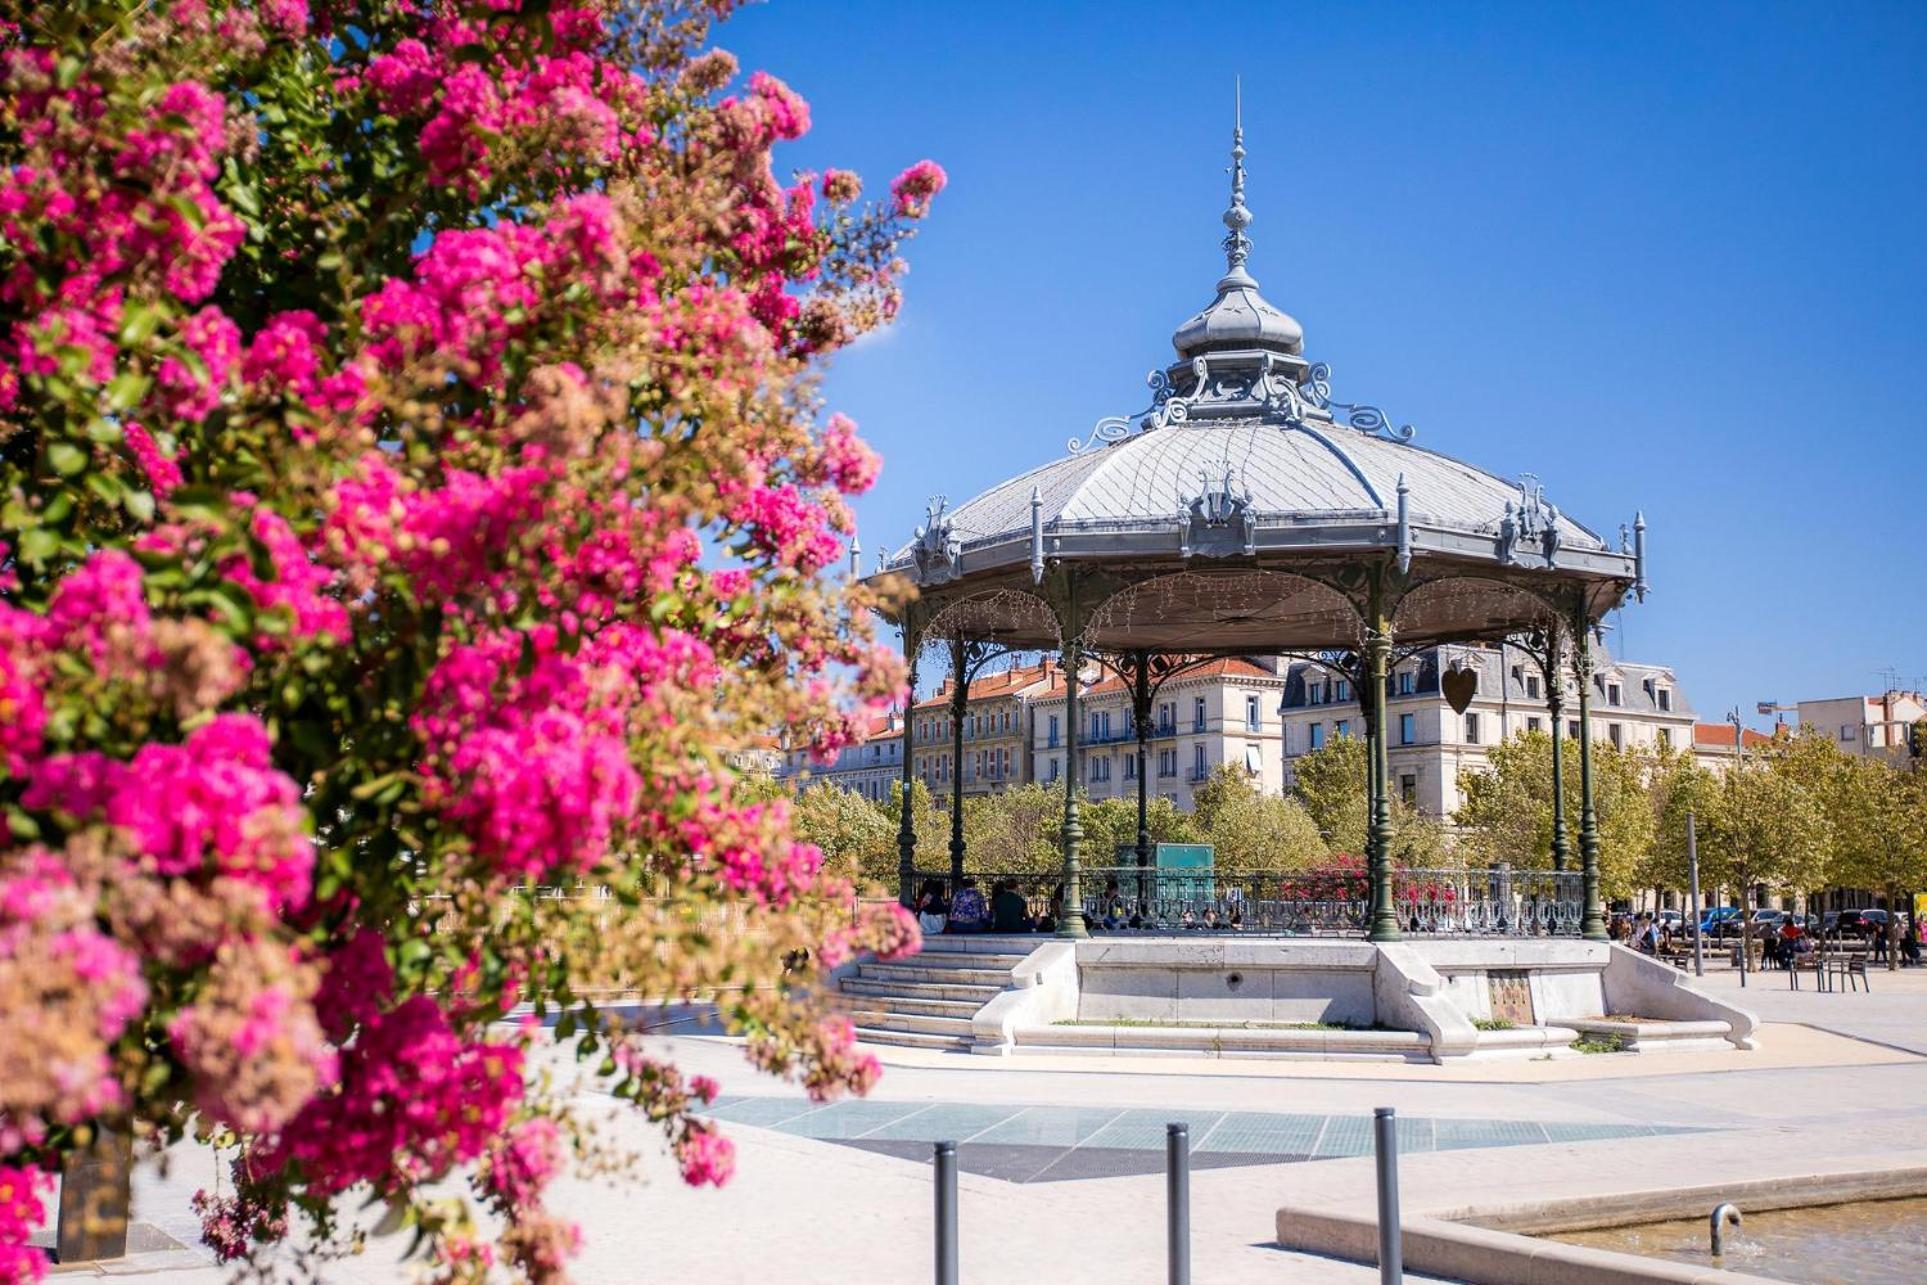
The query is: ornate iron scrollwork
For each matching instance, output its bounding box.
[1073,354,1416,454]
[1178,462,1257,559]
[1496,475,1563,569]
[911,495,962,584]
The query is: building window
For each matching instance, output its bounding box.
[1309,722,1325,751]
[1465,712,1481,744]
[1657,688,1672,712]
[1336,680,1351,702]
[1399,713,1416,746]
[1047,714,1059,749]
[1658,728,1673,749]
[1159,748,1177,778]
[1397,670,1414,696]
[1047,758,1059,783]
[1568,719,1581,739]
[1607,683,1622,707]
[1525,674,1541,700]
[1244,744,1263,775]
[1246,695,1261,731]
[1527,716,1543,733]
[1192,744,1206,779]
[1840,724,1856,742]
[1193,697,1206,732]
[1125,754,1136,780]
[1400,774,1417,804]
[1336,719,1350,738]
[1608,723,1623,749]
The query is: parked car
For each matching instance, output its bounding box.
[1696,907,1745,939]
[1657,910,1683,930]
[1828,909,1880,940]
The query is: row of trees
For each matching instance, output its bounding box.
[781,728,1927,929]
[768,735,1449,886]
[1456,728,1927,920]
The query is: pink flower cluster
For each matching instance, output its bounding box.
[0,848,147,1152]
[817,414,881,495]
[483,1117,563,1213]
[674,1120,735,1187]
[0,1166,49,1284]
[356,10,644,193]
[413,624,723,882]
[254,995,524,1198]
[23,715,311,912]
[359,194,626,387]
[0,66,244,412]
[155,306,240,423]
[890,160,947,218]
[730,483,844,573]
[222,505,350,646]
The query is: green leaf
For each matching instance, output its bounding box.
[18,527,58,563]
[47,442,87,476]
[123,489,155,524]
[105,372,151,413]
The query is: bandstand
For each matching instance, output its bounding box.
[869,114,1650,949]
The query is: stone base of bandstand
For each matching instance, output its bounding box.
[942,936,1757,1063]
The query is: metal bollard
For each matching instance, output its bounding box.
[1374,1108,1403,1284]
[1167,1122,1191,1285]
[933,1140,958,1285]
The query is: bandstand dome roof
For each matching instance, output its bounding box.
[872,107,1645,654]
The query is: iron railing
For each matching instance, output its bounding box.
[909,865,1583,937]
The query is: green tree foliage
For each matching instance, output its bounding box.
[792,784,898,889]
[1191,764,1328,874]
[1292,735,1448,866]
[1453,730,1656,897]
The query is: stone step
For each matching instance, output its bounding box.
[882,950,1032,970]
[845,1011,978,1037]
[840,978,1006,1004]
[834,993,983,1019]
[852,1025,974,1051]
[1013,1024,1432,1062]
[913,935,1043,956]
[857,962,1014,987]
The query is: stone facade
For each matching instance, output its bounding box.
[1280,642,1696,819]
[1027,657,1289,810]
[775,711,902,803]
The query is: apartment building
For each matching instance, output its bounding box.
[1280,642,1697,818]
[1689,722,1778,773]
[1794,689,1925,763]
[1027,658,1289,809]
[910,660,1055,798]
[775,711,902,803]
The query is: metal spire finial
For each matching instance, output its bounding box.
[1222,76,1254,281]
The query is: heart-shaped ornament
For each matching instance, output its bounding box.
[1441,665,1479,714]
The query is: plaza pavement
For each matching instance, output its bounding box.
[63,961,1927,1283]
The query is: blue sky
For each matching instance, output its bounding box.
[721,1,1926,728]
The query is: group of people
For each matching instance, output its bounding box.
[915,877,1063,935]
[1609,912,1677,954]
[914,876,1242,935]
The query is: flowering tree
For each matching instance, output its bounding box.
[0,1,939,1278]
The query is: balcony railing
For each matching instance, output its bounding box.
[908,866,1583,938]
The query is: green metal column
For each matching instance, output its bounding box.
[896,632,919,907]
[1057,636,1090,939]
[1366,571,1401,942]
[1545,620,1571,873]
[948,636,968,888]
[1570,613,1608,940]
[1133,650,1151,868]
